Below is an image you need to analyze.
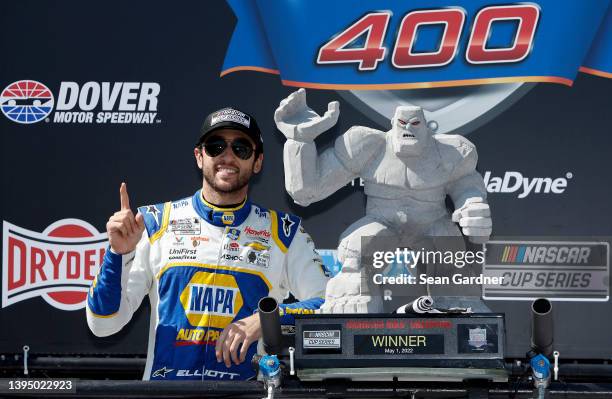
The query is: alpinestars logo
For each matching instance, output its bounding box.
[2,219,108,311]
[0,80,161,124]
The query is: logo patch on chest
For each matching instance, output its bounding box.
[168,218,201,235]
[179,272,243,329]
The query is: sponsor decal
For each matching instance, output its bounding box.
[484,171,572,198]
[254,208,269,219]
[226,228,240,241]
[2,219,107,311]
[223,242,240,252]
[220,253,243,262]
[191,236,209,247]
[1,80,160,124]
[172,200,189,209]
[152,367,174,378]
[175,328,220,346]
[0,80,54,124]
[279,307,316,316]
[280,214,295,237]
[246,249,269,268]
[168,248,197,260]
[169,218,201,235]
[245,241,270,252]
[221,212,235,225]
[483,240,609,300]
[179,272,243,329]
[210,108,250,128]
[145,205,161,224]
[243,226,271,243]
[172,236,185,247]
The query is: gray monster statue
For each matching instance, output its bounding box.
[274,89,492,313]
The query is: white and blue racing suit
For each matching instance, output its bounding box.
[86,190,329,380]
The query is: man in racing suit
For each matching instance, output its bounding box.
[86,107,329,380]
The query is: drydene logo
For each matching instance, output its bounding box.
[0,80,160,124]
[2,219,108,311]
[0,80,54,124]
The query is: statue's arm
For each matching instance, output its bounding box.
[443,136,492,243]
[275,89,383,206]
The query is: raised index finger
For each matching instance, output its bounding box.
[119,182,131,210]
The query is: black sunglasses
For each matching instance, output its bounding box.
[201,137,255,160]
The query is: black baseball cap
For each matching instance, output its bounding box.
[198,107,263,153]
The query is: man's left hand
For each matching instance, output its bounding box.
[215,313,262,367]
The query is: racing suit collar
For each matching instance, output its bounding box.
[192,190,251,227]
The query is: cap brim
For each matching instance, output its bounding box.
[199,122,256,145]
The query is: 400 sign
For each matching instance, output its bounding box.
[317,5,540,70]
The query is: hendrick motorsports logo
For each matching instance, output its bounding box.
[2,219,108,310]
[0,80,160,124]
[482,240,609,301]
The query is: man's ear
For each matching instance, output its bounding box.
[194,147,203,169]
[253,153,263,174]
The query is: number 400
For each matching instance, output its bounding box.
[317,5,540,70]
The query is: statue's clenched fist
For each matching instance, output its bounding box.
[451,197,492,244]
[106,182,145,254]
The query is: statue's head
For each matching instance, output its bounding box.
[390,106,431,157]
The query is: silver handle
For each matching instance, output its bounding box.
[22,345,29,376]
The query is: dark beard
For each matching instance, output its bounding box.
[203,167,252,193]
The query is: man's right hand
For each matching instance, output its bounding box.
[106,183,145,254]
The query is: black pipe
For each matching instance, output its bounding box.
[531,298,553,357]
[258,296,282,355]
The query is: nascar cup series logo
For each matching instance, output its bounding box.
[2,219,108,311]
[0,80,54,124]
[483,240,609,301]
[0,80,160,125]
